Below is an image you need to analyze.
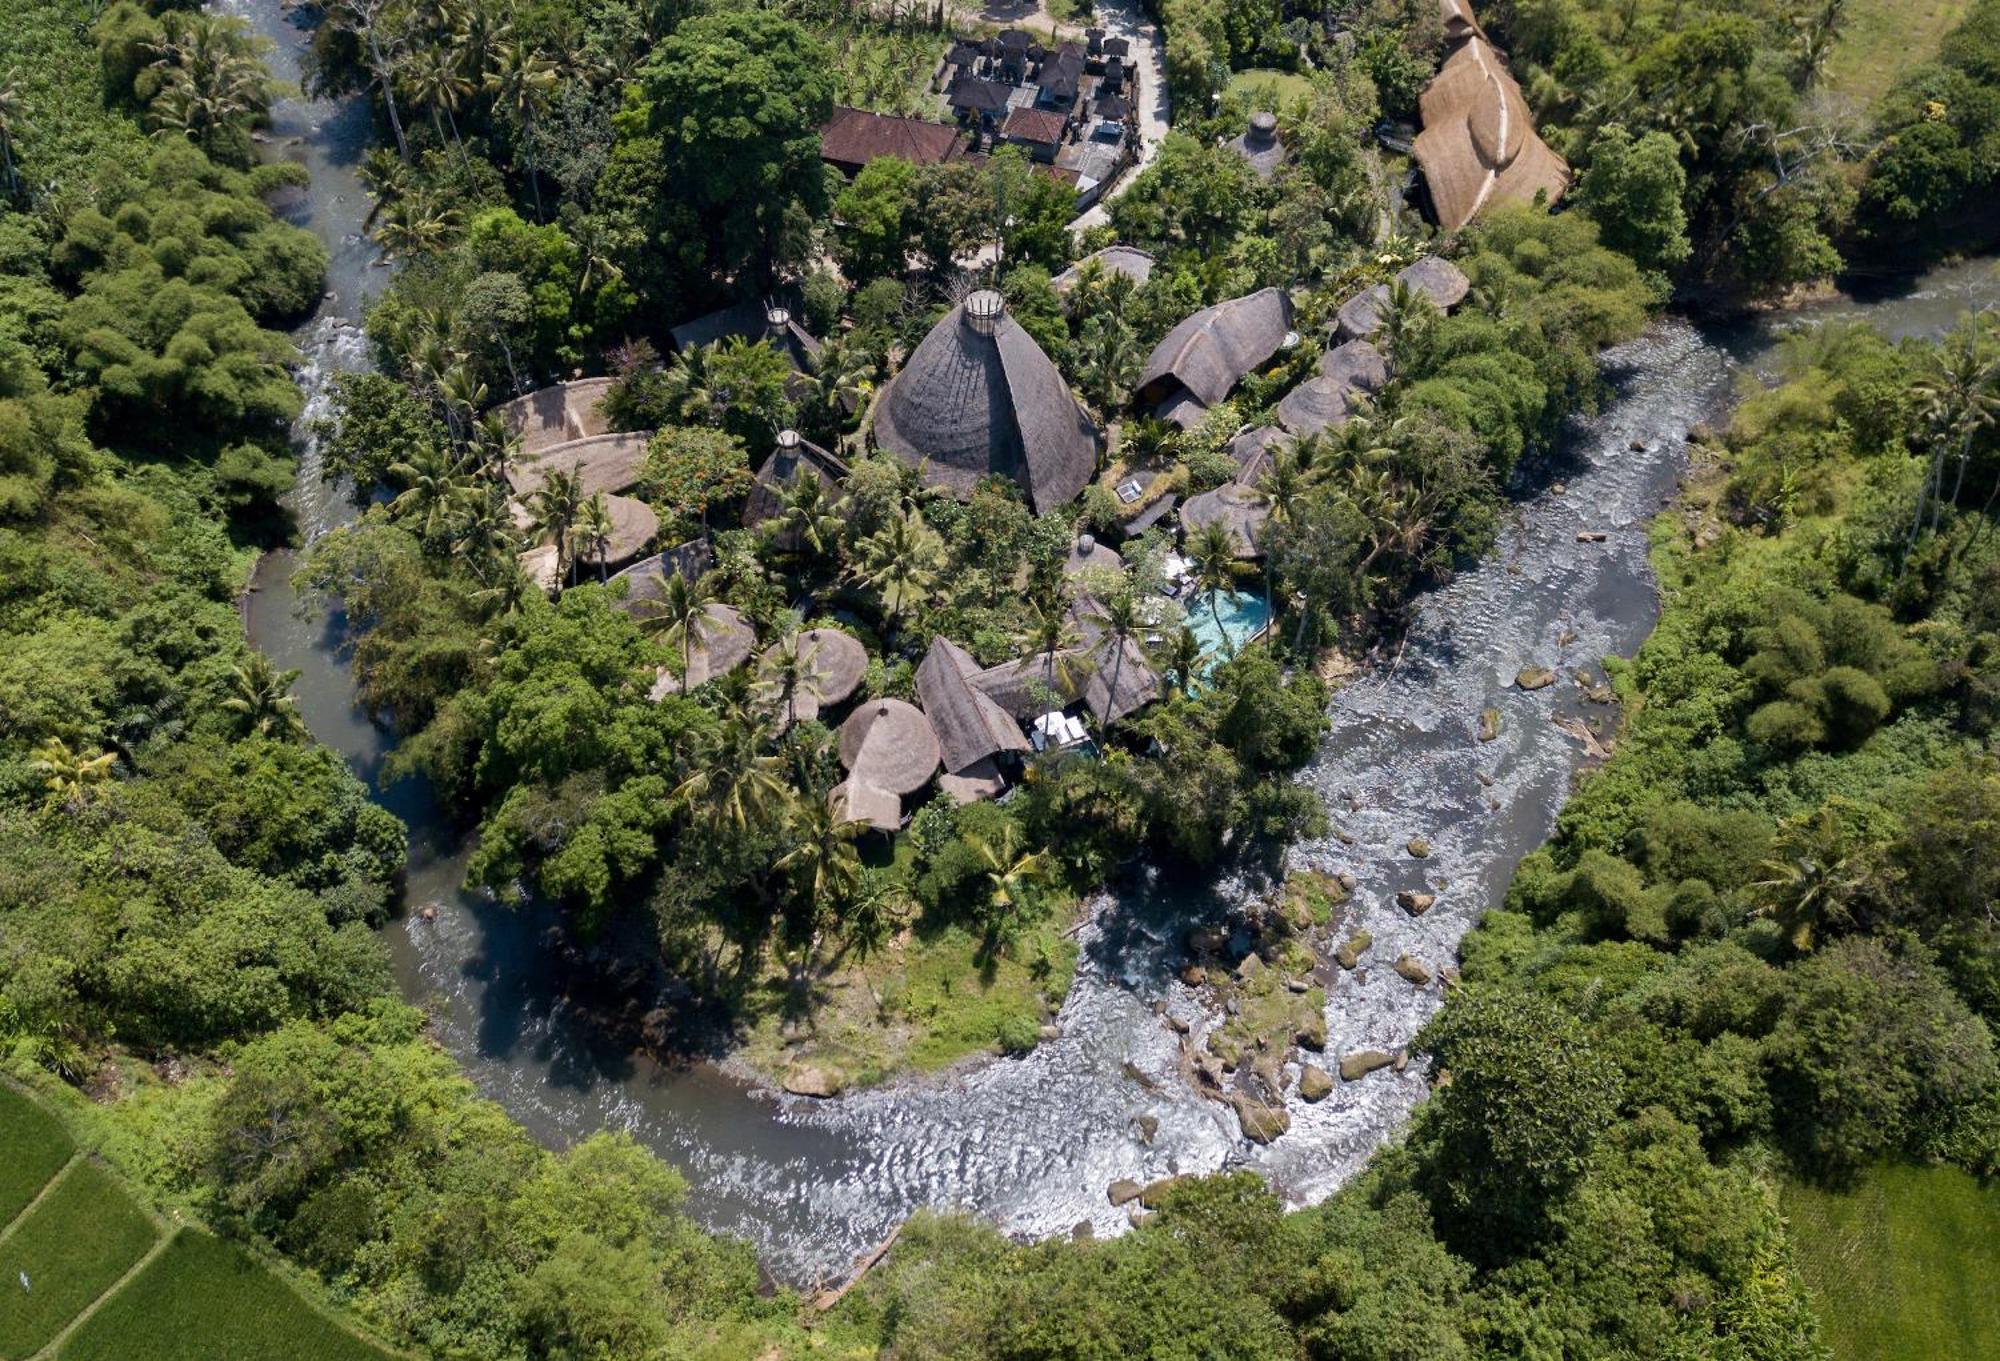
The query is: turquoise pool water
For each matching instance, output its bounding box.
[1186,589,1272,672]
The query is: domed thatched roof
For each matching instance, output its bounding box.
[872,290,1097,514]
[1414,35,1567,231]
[830,777,902,831]
[916,637,1030,776]
[837,698,942,796]
[1138,287,1295,414]
[756,627,868,726]
[647,603,756,699]
[1225,112,1287,182]
[507,433,652,498]
[1052,245,1156,293]
[493,378,615,456]
[1181,482,1271,559]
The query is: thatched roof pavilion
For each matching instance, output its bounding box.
[743,429,848,538]
[1064,533,1124,576]
[647,603,756,699]
[1228,425,1295,480]
[872,290,1097,514]
[916,637,1031,782]
[1276,339,1388,438]
[830,777,902,832]
[1137,287,1295,425]
[837,698,942,796]
[507,432,652,499]
[1082,632,1161,726]
[939,756,1007,805]
[608,540,713,616]
[493,378,615,457]
[1336,259,1473,340]
[756,627,867,726]
[1225,112,1287,182]
[669,296,821,374]
[517,494,659,593]
[1052,245,1156,294]
[1180,482,1270,559]
[1413,19,1568,231]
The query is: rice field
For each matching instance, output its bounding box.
[1782,1163,2000,1361]
[0,1081,401,1361]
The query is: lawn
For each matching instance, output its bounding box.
[1824,0,1970,106]
[0,1160,158,1357]
[1227,67,1316,108]
[0,1083,74,1224]
[57,1230,399,1361]
[1781,1163,2000,1361]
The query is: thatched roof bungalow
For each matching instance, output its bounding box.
[1412,10,1568,232]
[1225,112,1287,182]
[1335,258,1472,341]
[743,429,848,538]
[669,296,821,374]
[608,540,713,616]
[507,432,651,500]
[837,698,942,797]
[1052,245,1156,293]
[916,637,1031,795]
[647,603,756,699]
[830,777,902,832]
[1137,287,1295,428]
[755,626,867,727]
[493,378,615,457]
[872,290,1097,514]
[1275,339,1388,438]
[1180,481,1270,559]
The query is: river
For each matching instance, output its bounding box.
[229,0,2000,1289]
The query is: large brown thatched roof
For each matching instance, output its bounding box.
[1225,112,1287,182]
[1439,0,1489,46]
[1414,34,1569,232]
[1181,481,1270,558]
[648,603,756,698]
[837,698,942,796]
[1138,288,1295,413]
[493,378,615,457]
[608,540,713,616]
[1082,632,1160,726]
[1336,258,1473,340]
[917,637,1031,775]
[1052,245,1156,293]
[508,433,652,499]
[669,295,821,371]
[872,291,1097,514]
[756,627,867,725]
[1228,425,1295,478]
[939,755,1007,805]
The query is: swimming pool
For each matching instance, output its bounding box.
[1186,589,1272,673]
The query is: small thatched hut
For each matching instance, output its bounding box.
[1063,533,1124,576]
[647,603,756,699]
[1336,259,1472,341]
[756,627,867,726]
[916,638,1030,789]
[1137,288,1295,428]
[831,777,902,832]
[743,430,849,538]
[1413,7,1568,232]
[670,296,822,374]
[1180,482,1271,559]
[517,494,659,593]
[608,541,713,616]
[1225,112,1287,182]
[872,290,1098,514]
[1275,339,1388,438]
[493,378,615,457]
[1228,426,1295,482]
[837,697,942,796]
[1052,245,1157,293]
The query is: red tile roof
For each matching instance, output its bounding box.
[820,106,964,171]
[1003,106,1068,146]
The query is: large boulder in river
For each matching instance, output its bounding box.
[782,1064,844,1098]
[1299,1064,1333,1101]
[1398,889,1436,916]
[1334,929,1372,969]
[1107,1178,1144,1206]
[1394,955,1433,987]
[1339,1049,1395,1082]
[1296,1010,1327,1051]
[1478,708,1501,742]
[1516,666,1558,690]
[1232,1093,1291,1144]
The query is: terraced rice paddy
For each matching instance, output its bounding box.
[0,1082,399,1361]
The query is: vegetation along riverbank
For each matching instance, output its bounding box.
[1,0,1998,1354]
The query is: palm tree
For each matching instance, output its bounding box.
[323,0,412,160]
[1092,590,1146,730]
[850,507,946,625]
[776,795,866,910]
[454,485,519,581]
[640,571,717,694]
[1021,597,1088,701]
[1075,314,1140,416]
[754,631,824,728]
[145,13,272,157]
[436,363,488,446]
[403,44,473,172]
[1908,319,1999,553]
[1188,521,1251,655]
[775,469,844,564]
[223,653,307,740]
[1376,279,1436,376]
[0,70,26,202]
[527,466,584,589]
[29,738,117,812]
[673,716,789,834]
[1156,625,1212,700]
[575,492,614,583]
[474,561,537,621]
[966,821,1057,952]
[485,39,559,217]
[1751,805,1871,953]
[387,446,471,542]
[373,187,464,259]
[1259,449,1308,526]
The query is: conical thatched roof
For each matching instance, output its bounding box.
[647,603,756,699]
[837,698,942,795]
[1181,481,1270,558]
[1228,426,1295,479]
[609,540,713,616]
[756,627,867,725]
[493,378,615,456]
[1063,533,1124,576]
[872,291,1097,514]
[1335,259,1471,341]
[1138,287,1295,413]
[916,637,1031,776]
[743,431,848,536]
[1414,34,1568,232]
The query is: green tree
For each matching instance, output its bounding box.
[641,425,752,536]
[834,155,919,283]
[1578,125,1692,282]
[223,653,308,741]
